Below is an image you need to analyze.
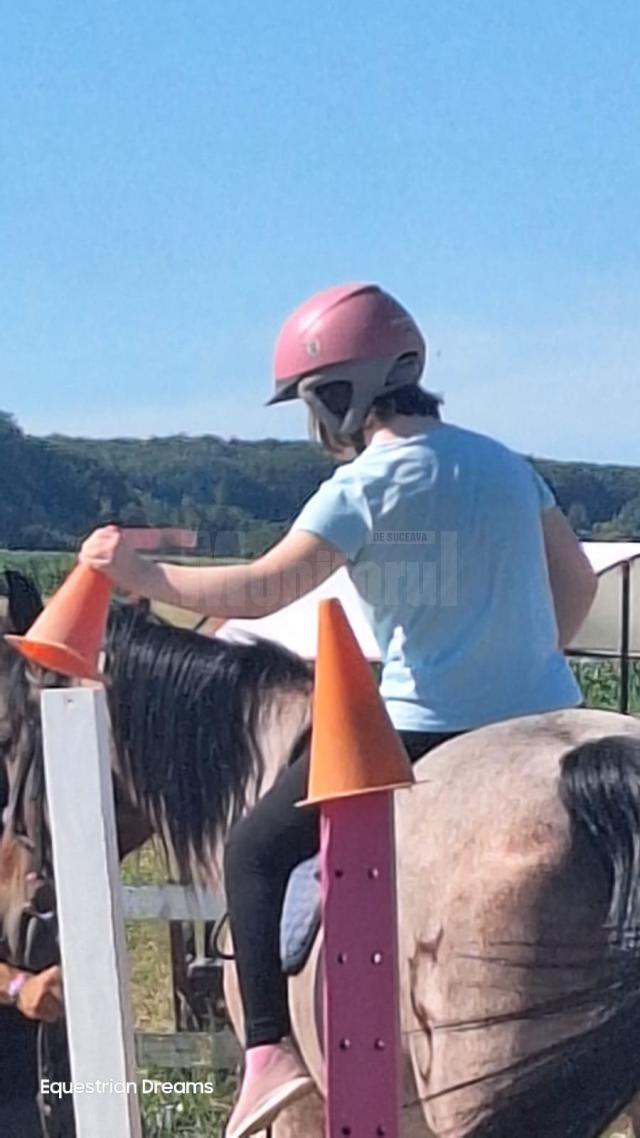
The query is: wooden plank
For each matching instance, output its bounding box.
[135,1030,240,1070]
[122,884,224,922]
[169,919,190,1031]
[41,688,142,1138]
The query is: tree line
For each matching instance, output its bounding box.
[0,411,638,554]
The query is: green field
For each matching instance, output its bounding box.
[0,550,77,596]
[571,657,640,715]
[0,549,246,596]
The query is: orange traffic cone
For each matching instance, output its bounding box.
[5,564,112,682]
[301,599,414,805]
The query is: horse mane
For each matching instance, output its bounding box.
[104,603,312,877]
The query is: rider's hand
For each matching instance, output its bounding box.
[80,526,151,596]
[17,966,64,1023]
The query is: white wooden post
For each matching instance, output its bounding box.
[40,687,142,1138]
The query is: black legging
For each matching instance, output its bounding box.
[224,730,459,1048]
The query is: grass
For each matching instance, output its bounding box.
[140,1076,236,1137]
[571,657,640,714]
[0,549,76,595]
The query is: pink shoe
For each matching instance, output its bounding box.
[225,1039,314,1138]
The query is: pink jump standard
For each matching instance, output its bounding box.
[301,600,414,1138]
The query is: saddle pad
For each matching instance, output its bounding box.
[280,855,322,975]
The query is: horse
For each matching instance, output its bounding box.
[2,571,640,1138]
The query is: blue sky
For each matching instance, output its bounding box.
[1,0,638,463]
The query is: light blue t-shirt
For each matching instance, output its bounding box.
[293,423,581,732]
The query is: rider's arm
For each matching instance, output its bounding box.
[81,474,366,617]
[542,507,598,649]
[147,529,346,618]
[80,527,346,619]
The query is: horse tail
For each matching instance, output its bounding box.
[466,733,640,1138]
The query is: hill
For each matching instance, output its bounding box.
[0,411,639,553]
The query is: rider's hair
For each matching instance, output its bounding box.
[309,384,443,460]
[369,384,442,422]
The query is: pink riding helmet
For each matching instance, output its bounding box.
[267,283,428,437]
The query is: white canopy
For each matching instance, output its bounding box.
[215,542,640,661]
[215,567,380,660]
[571,542,640,657]
[581,542,640,575]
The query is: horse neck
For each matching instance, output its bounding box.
[175,689,312,887]
[104,613,313,884]
[252,691,311,799]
